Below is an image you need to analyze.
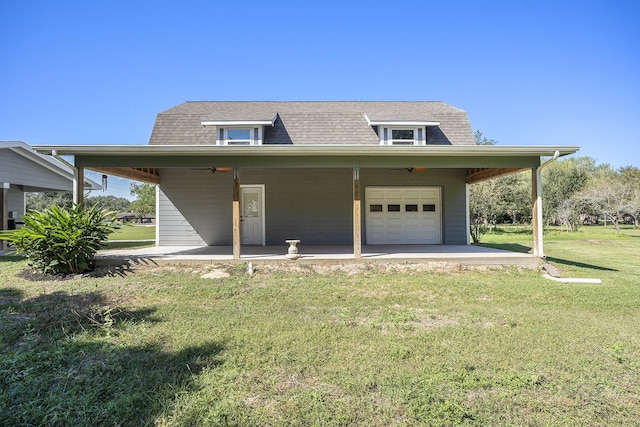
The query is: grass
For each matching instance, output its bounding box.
[1,227,639,426]
[102,224,156,250]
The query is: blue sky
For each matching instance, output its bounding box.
[1,0,638,200]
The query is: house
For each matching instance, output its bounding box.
[0,141,100,232]
[32,101,579,259]
[116,212,156,224]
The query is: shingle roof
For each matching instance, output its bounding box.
[148,101,475,146]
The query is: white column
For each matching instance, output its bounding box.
[532,168,544,257]
[73,167,84,206]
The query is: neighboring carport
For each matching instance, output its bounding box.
[0,141,100,235]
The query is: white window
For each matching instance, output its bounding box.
[218,127,263,145]
[379,126,426,145]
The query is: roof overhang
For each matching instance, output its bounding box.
[33,144,578,158]
[2,141,101,190]
[364,114,440,127]
[201,116,277,127]
[32,144,579,184]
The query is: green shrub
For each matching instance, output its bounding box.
[0,204,117,274]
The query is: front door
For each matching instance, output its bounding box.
[240,185,265,245]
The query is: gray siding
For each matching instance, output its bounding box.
[0,150,72,191]
[157,168,229,245]
[157,167,468,246]
[243,168,353,245]
[8,186,25,218]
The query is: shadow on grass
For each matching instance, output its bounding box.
[0,288,224,426]
[477,243,618,272]
[544,256,618,272]
[476,243,532,254]
[0,254,25,262]
[102,241,155,250]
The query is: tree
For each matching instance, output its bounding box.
[574,165,633,233]
[26,192,73,211]
[496,172,531,224]
[469,178,502,243]
[474,130,497,145]
[129,183,156,221]
[620,166,640,227]
[542,157,594,231]
[469,171,531,243]
[85,195,131,212]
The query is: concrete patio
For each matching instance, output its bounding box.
[95,244,541,268]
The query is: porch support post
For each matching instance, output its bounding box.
[353,168,361,258]
[73,166,84,207]
[232,168,241,260]
[531,168,543,257]
[532,151,559,258]
[1,183,8,250]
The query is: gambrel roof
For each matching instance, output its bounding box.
[149,101,476,146]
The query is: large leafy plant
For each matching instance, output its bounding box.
[0,204,117,274]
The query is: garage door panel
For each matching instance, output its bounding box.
[365,186,442,245]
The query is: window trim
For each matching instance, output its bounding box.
[379,126,426,146]
[217,126,264,146]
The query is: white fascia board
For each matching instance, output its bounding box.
[201,116,276,127]
[363,113,440,127]
[368,120,441,127]
[32,144,580,158]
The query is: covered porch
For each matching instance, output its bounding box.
[96,243,541,268]
[33,144,579,262]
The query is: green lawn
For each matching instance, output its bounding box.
[109,223,156,241]
[1,227,639,426]
[102,224,156,250]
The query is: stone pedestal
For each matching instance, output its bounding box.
[285,240,301,259]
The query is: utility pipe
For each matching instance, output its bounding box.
[533,150,560,258]
[542,274,602,284]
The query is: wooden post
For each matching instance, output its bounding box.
[531,167,543,257]
[232,168,241,260]
[353,168,362,258]
[74,166,84,207]
[1,183,8,250]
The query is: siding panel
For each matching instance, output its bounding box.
[157,167,469,246]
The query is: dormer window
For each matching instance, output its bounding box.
[201,117,276,146]
[366,116,440,146]
[223,128,259,145]
[380,126,426,146]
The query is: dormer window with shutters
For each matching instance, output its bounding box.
[365,117,440,146]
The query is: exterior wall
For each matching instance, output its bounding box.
[243,168,352,245]
[157,167,469,246]
[0,150,71,191]
[157,168,227,245]
[8,186,25,219]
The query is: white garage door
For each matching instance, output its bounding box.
[365,186,442,244]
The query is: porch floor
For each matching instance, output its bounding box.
[95,244,541,268]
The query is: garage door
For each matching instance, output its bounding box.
[365,186,442,244]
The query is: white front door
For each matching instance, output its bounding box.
[240,185,265,245]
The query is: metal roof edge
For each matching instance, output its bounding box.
[33,144,580,157]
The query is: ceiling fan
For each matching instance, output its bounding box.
[192,167,233,173]
[391,167,429,173]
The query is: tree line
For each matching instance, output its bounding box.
[26,183,156,222]
[470,132,640,242]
